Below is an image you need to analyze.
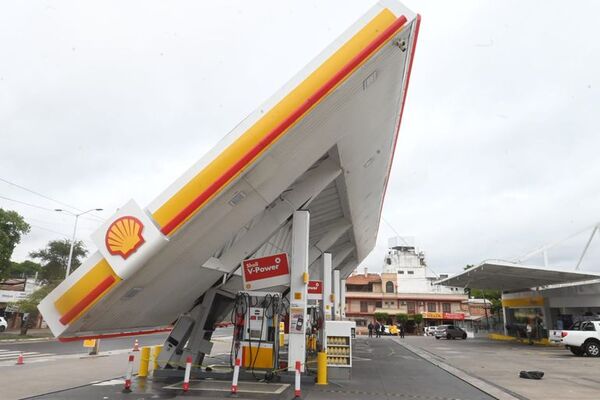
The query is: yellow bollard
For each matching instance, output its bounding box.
[152,345,163,371]
[139,346,150,378]
[316,351,328,385]
[279,322,285,348]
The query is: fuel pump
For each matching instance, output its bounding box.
[230,291,285,376]
[306,303,324,353]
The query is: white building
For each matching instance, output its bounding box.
[0,278,42,313]
[382,238,461,294]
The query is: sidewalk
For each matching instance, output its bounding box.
[400,336,600,400]
[0,328,55,342]
[0,351,135,400]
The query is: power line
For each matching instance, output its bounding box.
[29,224,70,238]
[381,217,410,245]
[0,194,104,224]
[0,177,105,221]
[0,177,81,212]
[0,194,57,212]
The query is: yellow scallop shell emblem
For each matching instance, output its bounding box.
[105,216,145,259]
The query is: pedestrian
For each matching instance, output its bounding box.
[374,321,381,338]
[400,324,405,339]
[380,323,386,337]
[526,322,533,345]
[368,322,374,338]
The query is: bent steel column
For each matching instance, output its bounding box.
[288,210,310,372]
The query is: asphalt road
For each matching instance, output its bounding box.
[27,335,494,400]
[0,326,233,362]
[307,336,494,400]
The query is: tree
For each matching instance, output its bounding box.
[395,313,408,326]
[8,260,41,279]
[15,284,55,335]
[0,208,30,280]
[30,239,87,284]
[413,314,424,334]
[373,312,389,323]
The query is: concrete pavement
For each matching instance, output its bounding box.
[400,335,600,400]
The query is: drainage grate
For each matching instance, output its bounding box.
[313,388,464,400]
[163,379,289,395]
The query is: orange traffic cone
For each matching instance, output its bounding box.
[16,353,24,365]
[132,339,140,352]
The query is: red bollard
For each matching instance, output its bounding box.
[182,356,192,392]
[123,354,134,393]
[16,353,24,365]
[231,357,241,394]
[294,360,302,398]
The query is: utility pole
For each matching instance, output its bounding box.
[55,208,103,278]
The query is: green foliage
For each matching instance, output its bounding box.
[16,285,54,313]
[0,208,30,279]
[395,313,408,323]
[30,239,87,284]
[412,314,423,324]
[373,312,389,322]
[471,289,503,315]
[8,260,41,278]
[15,284,55,335]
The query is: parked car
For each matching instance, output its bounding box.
[0,316,7,332]
[424,326,437,336]
[434,324,467,340]
[559,320,600,357]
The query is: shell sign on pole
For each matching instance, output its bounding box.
[242,253,290,290]
[307,280,323,300]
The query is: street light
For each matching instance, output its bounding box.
[55,208,103,278]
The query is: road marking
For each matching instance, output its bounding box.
[0,350,56,361]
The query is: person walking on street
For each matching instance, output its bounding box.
[400,324,405,339]
[368,322,374,338]
[526,322,533,345]
[374,321,381,338]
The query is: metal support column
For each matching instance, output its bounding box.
[288,210,309,372]
[333,269,340,320]
[340,278,347,319]
[502,292,508,336]
[322,253,333,321]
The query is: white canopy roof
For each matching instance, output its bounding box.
[436,260,600,291]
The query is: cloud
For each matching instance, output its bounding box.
[1,0,599,275]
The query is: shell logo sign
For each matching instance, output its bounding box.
[105,216,145,259]
[242,253,290,290]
